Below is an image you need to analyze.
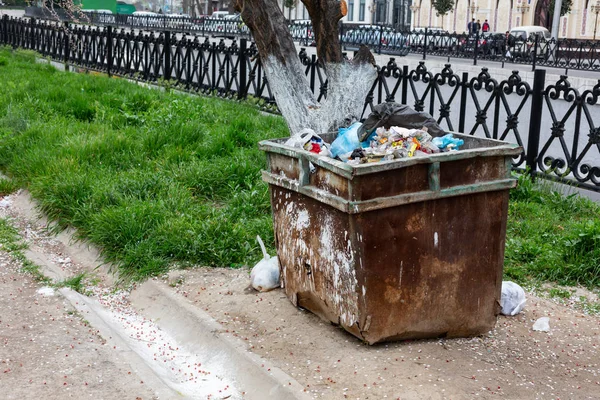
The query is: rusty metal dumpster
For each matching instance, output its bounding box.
[259,133,522,344]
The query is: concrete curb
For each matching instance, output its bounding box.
[129,279,312,400]
[59,287,181,399]
[9,190,311,399]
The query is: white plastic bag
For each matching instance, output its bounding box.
[500,281,527,316]
[285,128,331,157]
[250,236,280,292]
[285,128,317,149]
[532,317,550,332]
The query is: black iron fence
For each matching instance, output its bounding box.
[1,15,599,192]
[31,10,600,72]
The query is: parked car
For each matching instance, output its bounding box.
[211,11,230,18]
[82,9,116,24]
[342,25,394,49]
[409,27,458,52]
[128,11,162,29]
[508,25,551,60]
[289,20,315,45]
[462,32,506,56]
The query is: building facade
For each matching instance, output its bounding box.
[277,0,413,29]
[278,0,600,39]
[410,0,600,39]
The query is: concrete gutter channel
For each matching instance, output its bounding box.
[9,190,310,400]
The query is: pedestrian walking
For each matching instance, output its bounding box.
[468,18,475,34]
[482,19,490,32]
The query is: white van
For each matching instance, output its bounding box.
[509,26,551,59]
[211,11,230,18]
[82,9,115,24]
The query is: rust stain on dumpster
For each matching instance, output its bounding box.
[262,135,521,344]
[272,190,360,329]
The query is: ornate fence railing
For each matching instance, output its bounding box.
[19,10,600,71]
[1,15,599,192]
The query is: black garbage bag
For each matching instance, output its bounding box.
[358,102,445,141]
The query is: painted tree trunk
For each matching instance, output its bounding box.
[234,0,377,136]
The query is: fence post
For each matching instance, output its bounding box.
[2,15,8,46]
[309,54,317,94]
[211,42,217,91]
[305,22,309,46]
[30,17,35,51]
[164,30,171,80]
[423,28,428,60]
[532,34,539,71]
[0,14,8,44]
[238,38,247,100]
[458,71,469,133]
[473,30,479,66]
[63,21,70,71]
[378,27,383,54]
[526,68,546,177]
[106,25,113,77]
[401,65,409,104]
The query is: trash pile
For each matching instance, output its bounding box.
[331,122,464,164]
[285,102,465,164]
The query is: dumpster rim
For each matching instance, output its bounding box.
[259,133,522,178]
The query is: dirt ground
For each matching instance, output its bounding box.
[0,245,158,400]
[166,269,600,400]
[1,189,600,399]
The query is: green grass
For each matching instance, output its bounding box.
[0,47,599,290]
[0,47,289,280]
[505,174,600,288]
[0,217,50,283]
[55,273,86,293]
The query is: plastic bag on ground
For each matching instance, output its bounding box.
[500,281,527,316]
[533,317,550,332]
[358,102,445,142]
[250,236,280,292]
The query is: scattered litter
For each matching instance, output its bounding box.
[358,102,446,140]
[250,235,280,292]
[36,287,55,296]
[0,198,11,208]
[500,281,527,316]
[532,316,550,332]
[286,103,465,164]
[285,128,331,157]
[345,126,463,164]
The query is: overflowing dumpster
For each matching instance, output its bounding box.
[259,133,522,344]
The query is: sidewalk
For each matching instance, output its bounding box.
[1,190,599,399]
